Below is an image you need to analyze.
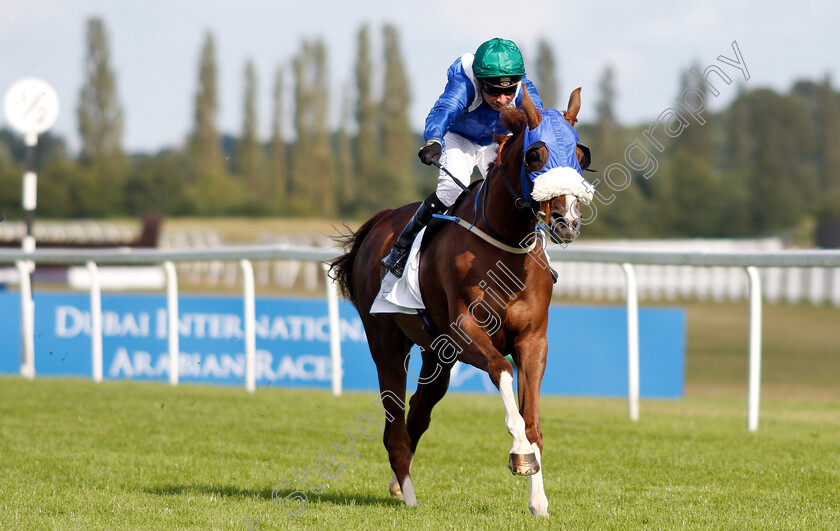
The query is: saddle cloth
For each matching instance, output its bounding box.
[370,227,427,314]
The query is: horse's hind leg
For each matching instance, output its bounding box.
[387,348,451,502]
[405,347,451,454]
[366,320,417,506]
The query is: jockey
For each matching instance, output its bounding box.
[382,37,544,278]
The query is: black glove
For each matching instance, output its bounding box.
[418,141,442,166]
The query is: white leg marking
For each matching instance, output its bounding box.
[388,453,414,500]
[499,372,532,455]
[528,443,549,516]
[401,476,417,507]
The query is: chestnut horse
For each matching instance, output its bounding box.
[329,89,591,516]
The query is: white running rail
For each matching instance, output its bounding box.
[1,244,839,432]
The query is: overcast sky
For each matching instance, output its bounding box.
[1,0,837,154]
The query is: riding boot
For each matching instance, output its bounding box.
[550,266,559,284]
[381,193,446,278]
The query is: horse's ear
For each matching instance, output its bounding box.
[522,85,542,130]
[564,87,582,127]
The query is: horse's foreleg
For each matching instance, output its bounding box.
[528,445,548,516]
[516,335,549,516]
[388,453,413,500]
[454,323,540,478]
[499,370,540,475]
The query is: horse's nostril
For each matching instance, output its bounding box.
[551,214,567,228]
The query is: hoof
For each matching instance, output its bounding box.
[530,504,549,517]
[388,473,403,500]
[508,452,540,476]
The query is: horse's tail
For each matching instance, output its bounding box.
[327,209,392,307]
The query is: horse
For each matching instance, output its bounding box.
[328,88,592,517]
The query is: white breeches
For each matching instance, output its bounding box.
[436,132,500,207]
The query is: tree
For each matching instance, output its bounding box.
[534,39,559,109]
[290,39,334,215]
[187,31,242,214]
[76,17,127,216]
[742,90,807,233]
[269,66,289,213]
[817,76,840,221]
[354,26,378,204]
[237,59,267,212]
[595,65,619,163]
[124,152,191,216]
[673,64,713,161]
[378,24,415,207]
[726,87,751,171]
[336,83,356,215]
[77,17,124,163]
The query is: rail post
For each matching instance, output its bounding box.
[15,260,35,379]
[164,261,179,386]
[240,259,256,393]
[622,263,640,422]
[746,266,763,432]
[322,262,342,397]
[87,261,102,382]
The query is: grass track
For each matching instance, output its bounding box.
[1,378,839,529]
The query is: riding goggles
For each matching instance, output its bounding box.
[480,80,518,96]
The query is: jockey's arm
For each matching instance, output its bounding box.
[520,75,544,111]
[423,61,473,144]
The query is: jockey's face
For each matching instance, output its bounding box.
[481,81,517,111]
[482,90,515,111]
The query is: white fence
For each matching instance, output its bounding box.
[1,243,839,432]
[551,239,840,307]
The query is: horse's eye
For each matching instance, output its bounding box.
[525,144,547,172]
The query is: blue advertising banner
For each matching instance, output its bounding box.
[0,292,684,397]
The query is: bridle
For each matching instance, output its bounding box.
[473,136,546,248]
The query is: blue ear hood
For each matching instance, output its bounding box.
[519,108,593,208]
[523,108,581,174]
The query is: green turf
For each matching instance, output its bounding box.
[1,378,838,529]
[684,301,840,399]
[2,300,838,528]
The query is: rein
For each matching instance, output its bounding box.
[436,136,544,254]
[432,213,539,254]
[473,137,542,248]
[495,137,534,212]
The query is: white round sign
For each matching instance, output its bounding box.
[3,78,60,136]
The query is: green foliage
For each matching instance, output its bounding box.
[595,65,619,160]
[124,152,192,216]
[533,39,559,109]
[77,17,124,164]
[354,25,379,208]
[378,24,416,209]
[186,32,243,215]
[269,67,289,214]
[5,19,840,236]
[290,39,335,216]
[336,86,357,216]
[237,59,268,214]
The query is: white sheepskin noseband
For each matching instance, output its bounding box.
[530,166,594,204]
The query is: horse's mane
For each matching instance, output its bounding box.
[500,106,529,139]
[490,107,528,167]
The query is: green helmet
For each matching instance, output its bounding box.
[473,38,525,80]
